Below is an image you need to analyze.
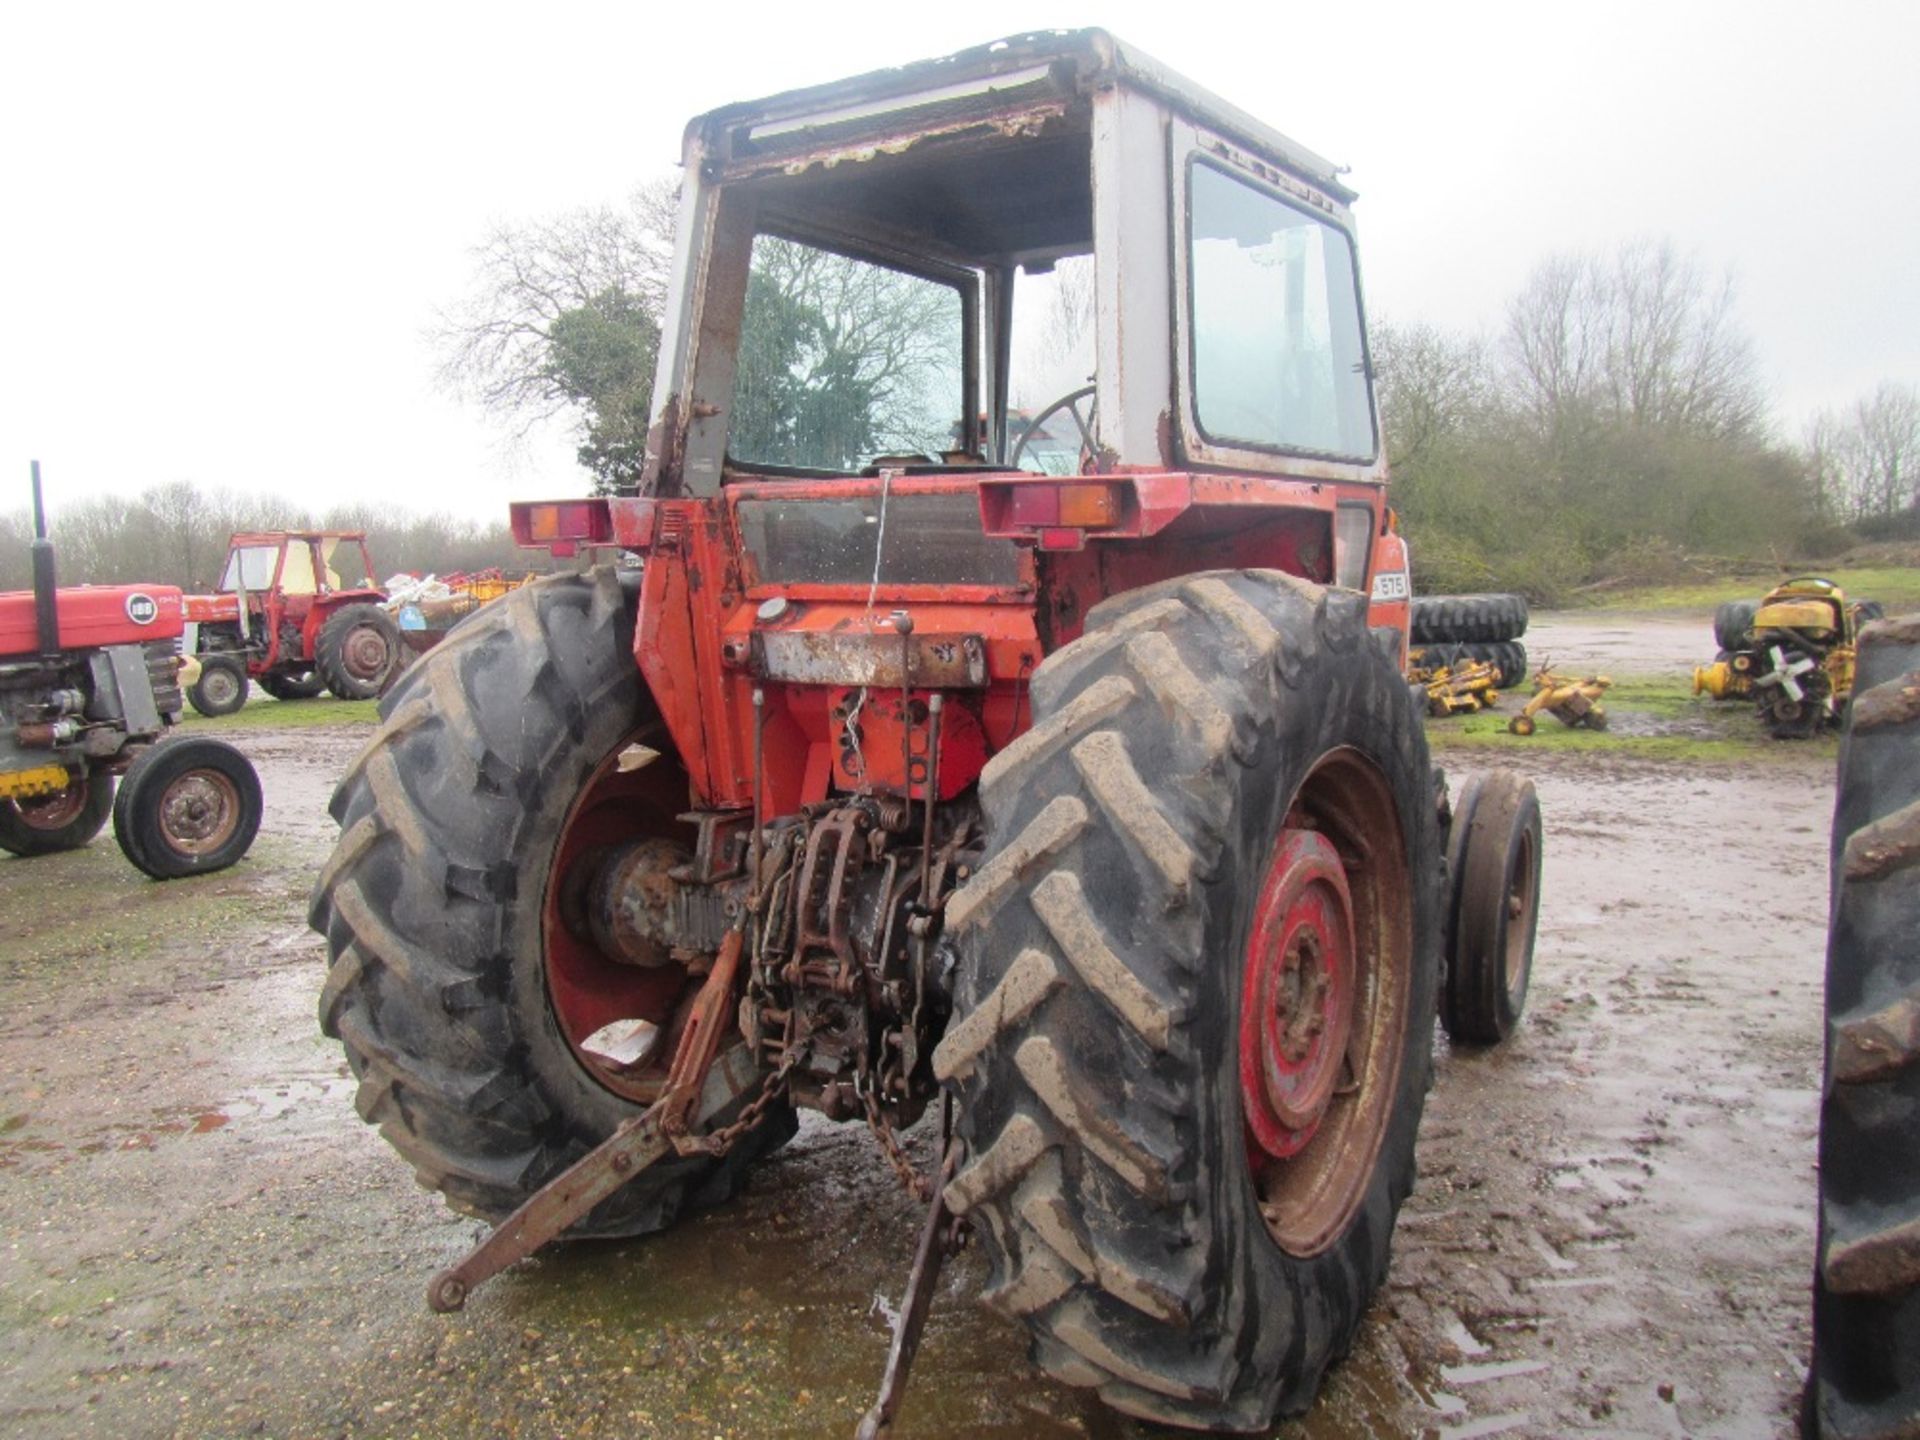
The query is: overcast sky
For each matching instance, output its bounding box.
[4,1,1915,523]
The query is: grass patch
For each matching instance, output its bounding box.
[178,694,379,732]
[1422,670,1840,765]
[1583,566,1920,614]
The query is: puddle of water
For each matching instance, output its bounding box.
[1440,1358,1551,1386]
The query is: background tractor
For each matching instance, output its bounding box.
[2,464,262,878]
[311,32,1544,1433]
[182,530,401,715]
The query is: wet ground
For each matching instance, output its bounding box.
[1524,609,1713,677]
[0,618,1831,1440]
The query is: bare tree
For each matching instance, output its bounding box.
[1371,319,1494,470]
[1809,381,1920,522]
[1504,239,1763,442]
[434,179,680,492]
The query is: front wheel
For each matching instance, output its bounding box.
[315,603,401,700]
[937,570,1440,1429]
[0,773,113,857]
[112,738,263,879]
[188,655,249,717]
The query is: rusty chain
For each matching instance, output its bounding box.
[860,1061,934,1203]
[681,1041,799,1158]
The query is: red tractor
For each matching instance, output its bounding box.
[2,464,263,878]
[312,32,1542,1433]
[181,530,401,715]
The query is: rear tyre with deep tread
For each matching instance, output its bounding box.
[938,569,1441,1429]
[308,569,793,1238]
[1439,771,1542,1045]
[1808,612,1920,1438]
[1410,593,1529,645]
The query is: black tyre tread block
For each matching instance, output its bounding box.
[939,568,1441,1429]
[1410,593,1530,645]
[307,569,794,1238]
[1811,613,1920,1439]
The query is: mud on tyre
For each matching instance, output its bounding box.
[1808,611,1920,1438]
[936,569,1441,1429]
[309,569,793,1237]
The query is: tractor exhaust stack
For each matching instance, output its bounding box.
[29,460,61,656]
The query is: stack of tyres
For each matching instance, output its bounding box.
[1409,594,1531,687]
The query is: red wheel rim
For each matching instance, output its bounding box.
[541,734,696,1104]
[1240,829,1356,1161]
[1240,749,1413,1258]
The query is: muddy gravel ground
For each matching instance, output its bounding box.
[1,625,1832,1440]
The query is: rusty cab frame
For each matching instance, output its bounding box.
[517,28,1412,821]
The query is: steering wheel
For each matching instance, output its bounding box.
[1011,384,1097,473]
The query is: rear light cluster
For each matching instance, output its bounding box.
[510,500,615,557]
[982,480,1130,552]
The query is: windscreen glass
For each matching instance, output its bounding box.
[730,235,965,471]
[1188,161,1376,460]
[220,546,279,591]
[1006,255,1096,475]
[737,493,1021,587]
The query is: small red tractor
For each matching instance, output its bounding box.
[181,530,401,715]
[313,32,1544,1433]
[2,464,263,878]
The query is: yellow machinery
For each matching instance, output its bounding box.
[1418,659,1502,718]
[457,571,535,605]
[1692,651,1755,700]
[1509,671,1612,735]
[1695,576,1875,739]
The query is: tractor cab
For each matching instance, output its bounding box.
[516,28,1411,814]
[215,531,377,606]
[649,30,1380,485]
[640,32,1388,586]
